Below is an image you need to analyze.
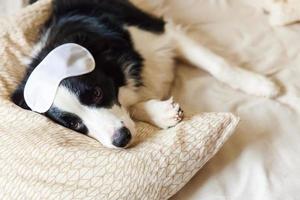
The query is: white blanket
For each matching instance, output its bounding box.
[264,0,300,26]
[2,0,300,199]
[170,0,300,199]
[0,0,26,16]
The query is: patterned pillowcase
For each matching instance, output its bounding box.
[0,1,239,199]
[264,0,300,26]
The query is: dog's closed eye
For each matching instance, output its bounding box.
[61,114,83,129]
[46,108,88,135]
[69,120,81,130]
[63,115,88,134]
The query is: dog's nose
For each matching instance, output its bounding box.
[112,127,132,148]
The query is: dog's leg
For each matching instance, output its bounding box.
[167,24,280,98]
[130,97,184,129]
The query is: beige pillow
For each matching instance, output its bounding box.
[264,0,300,26]
[0,1,239,199]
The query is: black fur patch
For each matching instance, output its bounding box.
[46,107,88,135]
[29,0,39,4]
[53,0,165,33]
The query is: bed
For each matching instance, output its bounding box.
[1,0,300,199]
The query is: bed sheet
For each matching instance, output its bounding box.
[169,0,300,199]
[1,0,300,199]
[0,0,26,16]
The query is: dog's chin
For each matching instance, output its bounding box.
[91,129,136,149]
[100,141,129,149]
[102,141,132,149]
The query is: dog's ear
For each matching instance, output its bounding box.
[11,86,30,110]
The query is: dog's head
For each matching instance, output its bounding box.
[12,17,144,148]
[47,70,137,149]
[12,50,142,148]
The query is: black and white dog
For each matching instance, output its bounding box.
[12,0,279,148]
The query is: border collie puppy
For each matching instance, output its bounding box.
[12,0,279,148]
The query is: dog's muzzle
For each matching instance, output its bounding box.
[112,127,132,148]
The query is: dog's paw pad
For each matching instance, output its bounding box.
[151,97,184,129]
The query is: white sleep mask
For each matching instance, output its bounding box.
[24,43,96,113]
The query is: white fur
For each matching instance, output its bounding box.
[129,0,280,98]
[53,87,136,148]
[125,21,280,105]
[168,24,280,97]
[126,26,176,101]
[130,97,183,129]
[123,17,279,131]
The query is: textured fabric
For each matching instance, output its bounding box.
[166,0,300,199]
[0,1,239,199]
[264,0,300,26]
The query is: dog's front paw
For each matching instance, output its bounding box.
[148,97,184,129]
